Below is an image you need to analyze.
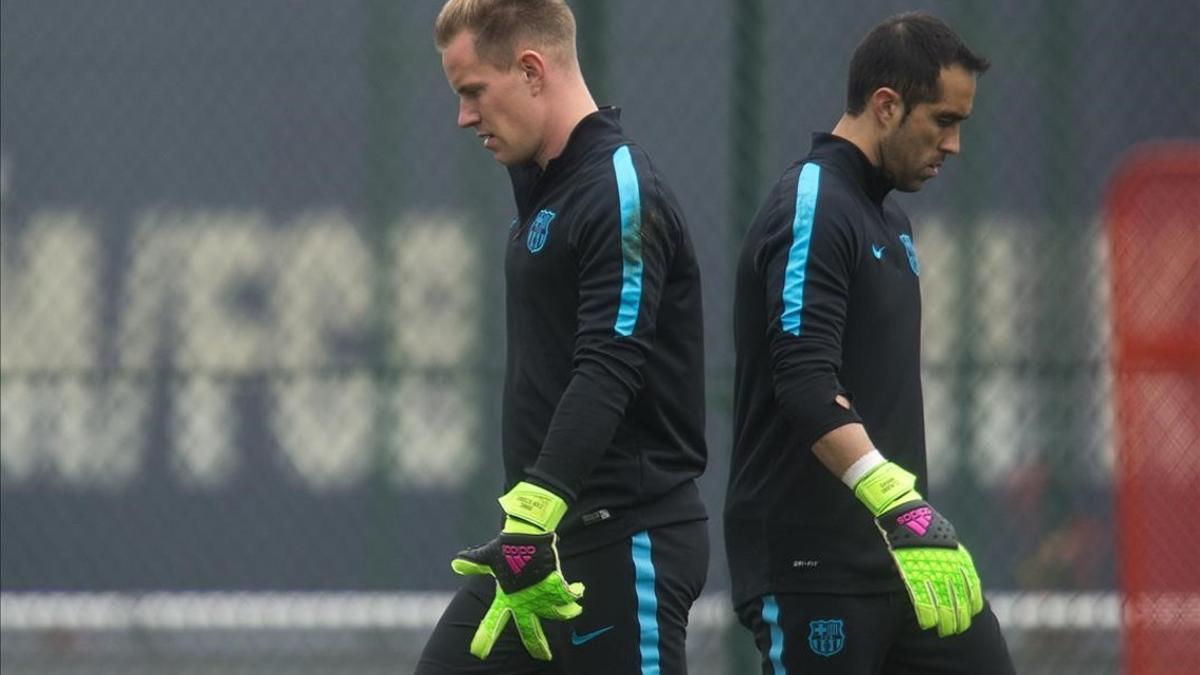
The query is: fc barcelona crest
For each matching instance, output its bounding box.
[526,209,556,253]
[808,619,845,657]
[899,233,920,276]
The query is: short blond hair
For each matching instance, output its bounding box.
[435,0,577,68]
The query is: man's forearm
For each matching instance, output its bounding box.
[811,421,876,478]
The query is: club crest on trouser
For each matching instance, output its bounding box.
[899,233,920,276]
[808,619,845,657]
[527,209,556,253]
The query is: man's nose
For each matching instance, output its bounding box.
[941,127,961,155]
[458,101,479,128]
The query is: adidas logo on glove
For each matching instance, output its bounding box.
[896,506,934,536]
[503,544,537,574]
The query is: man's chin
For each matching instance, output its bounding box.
[493,151,534,167]
[896,173,938,192]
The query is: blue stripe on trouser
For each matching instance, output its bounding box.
[781,162,821,335]
[631,530,660,674]
[612,144,643,337]
[762,594,787,675]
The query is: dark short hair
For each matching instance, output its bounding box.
[846,12,990,115]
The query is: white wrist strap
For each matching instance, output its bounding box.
[841,449,886,488]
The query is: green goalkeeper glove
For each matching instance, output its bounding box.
[451,481,585,660]
[854,461,984,637]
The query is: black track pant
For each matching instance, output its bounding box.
[737,591,1015,674]
[417,519,709,674]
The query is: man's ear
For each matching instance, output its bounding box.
[870,87,904,128]
[516,50,547,92]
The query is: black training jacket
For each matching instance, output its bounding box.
[502,107,707,555]
[726,133,927,604]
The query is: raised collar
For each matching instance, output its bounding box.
[542,106,623,174]
[809,132,893,205]
[508,106,624,213]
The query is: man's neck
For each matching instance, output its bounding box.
[534,82,598,169]
[830,113,881,167]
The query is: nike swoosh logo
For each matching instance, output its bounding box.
[871,244,885,260]
[571,625,614,646]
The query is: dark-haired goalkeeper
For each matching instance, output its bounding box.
[725,12,1015,674]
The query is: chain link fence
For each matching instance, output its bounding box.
[2,1,1198,673]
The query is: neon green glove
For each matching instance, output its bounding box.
[854,461,984,637]
[451,481,585,660]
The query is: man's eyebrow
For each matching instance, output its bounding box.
[935,110,969,122]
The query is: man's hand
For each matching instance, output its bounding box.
[451,482,584,660]
[854,462,984,637]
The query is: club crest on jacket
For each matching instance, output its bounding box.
[527,209,556,253]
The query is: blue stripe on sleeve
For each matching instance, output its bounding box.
[762,595,787,674]
[612,145,643,337]
[631,531,661,674]
[781,163,821,335]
